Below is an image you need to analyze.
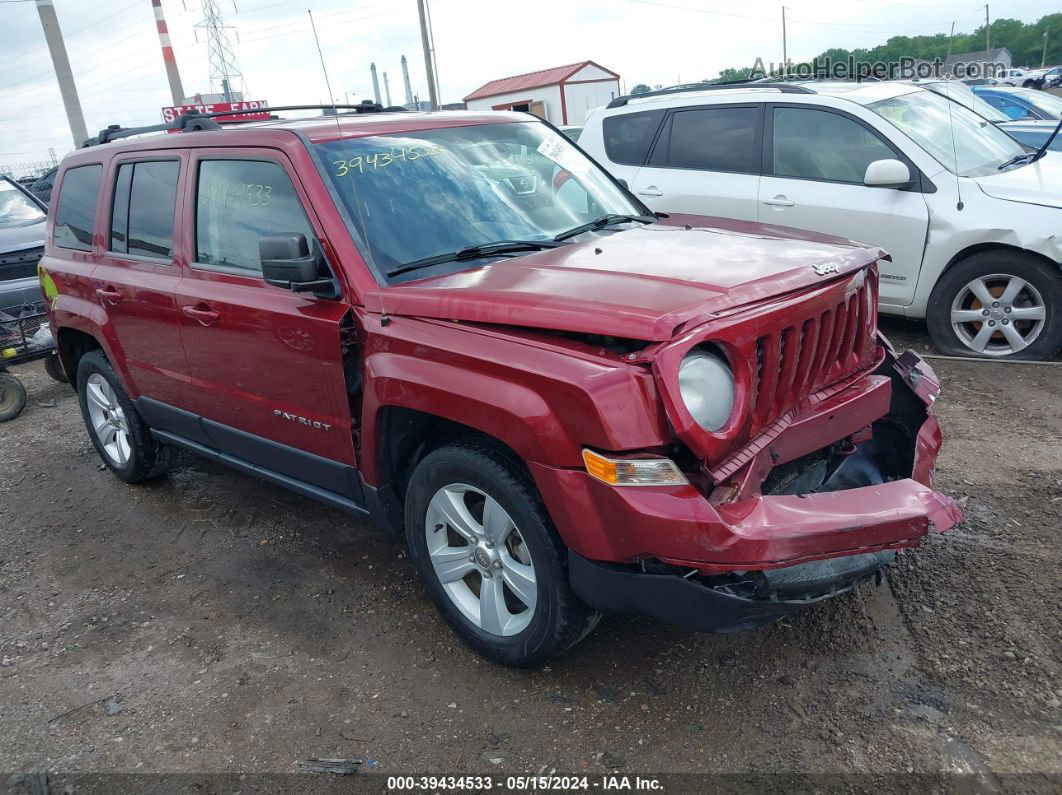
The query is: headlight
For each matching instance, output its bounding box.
[678,349,735,432]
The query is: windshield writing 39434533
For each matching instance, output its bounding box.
[332,145,445,177]
[315,121,642,281]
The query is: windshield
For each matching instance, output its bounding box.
[920,82,1010,122]
[869,90,1028,177]
[0,179,46,229]
[315,121,642,281]
[1018,89,1062,118]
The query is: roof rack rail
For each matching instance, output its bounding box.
[606,80,814,108]
[82,101,408,148]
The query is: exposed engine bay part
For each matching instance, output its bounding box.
[758,345,932,498]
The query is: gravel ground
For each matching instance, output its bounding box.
[0,319,1059,791]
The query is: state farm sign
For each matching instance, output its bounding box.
[161,100,270,124]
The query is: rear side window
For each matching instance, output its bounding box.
[666,107,760,173]
[195,159,314,274]
[602,110,664,166]
[53,164,102,251]
[109,160,180,258]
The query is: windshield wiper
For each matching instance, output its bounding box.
[387,239,566,277]
[997,151,1038,170]
[1028,116,1062,165]
[553,213,655,242]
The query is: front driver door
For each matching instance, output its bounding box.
[758,105,930,309]
[172,149,359,501]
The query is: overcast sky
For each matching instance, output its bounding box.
[0,0,1057,164]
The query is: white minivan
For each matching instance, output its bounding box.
[580,81,1061,359]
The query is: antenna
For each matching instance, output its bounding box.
[942,78,964,210]
[306,12,387,324]
[196,0,244,102]
[308,10,338,108]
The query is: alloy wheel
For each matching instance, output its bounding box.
[424,483,537,637]
[85,373,132,466]
[950,273,1046,356]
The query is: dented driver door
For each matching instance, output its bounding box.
[172,148,358,495]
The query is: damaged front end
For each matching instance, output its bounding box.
[563,319,964,633]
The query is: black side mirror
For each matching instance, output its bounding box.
[259,233,337,297]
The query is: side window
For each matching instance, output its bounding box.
[110,161,179,258]
[130,161,180,258]
[195,159,313,274]
[110,164,132,252]
[667,107,760,173]
[53,164,102,251]
[602,110,664,166]
[772,107,895,184]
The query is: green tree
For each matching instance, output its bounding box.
[630,84,652,95]
[715,13,1062,79]
[716,67,754,82]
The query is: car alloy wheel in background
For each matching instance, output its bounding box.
[928,251,1061,361]
[950,273,1046,357]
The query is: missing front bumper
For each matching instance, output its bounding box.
[569,549,896,634]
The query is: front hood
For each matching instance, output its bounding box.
[973,151,1062,208]
[0,219,46,254]
[369,216,882,341]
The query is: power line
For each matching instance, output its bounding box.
[0,0,144,72]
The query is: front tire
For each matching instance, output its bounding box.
[404,441,598,667]
[927,251,1061,360]
[76,350,172,483]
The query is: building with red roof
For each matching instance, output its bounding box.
[462,61,621,125]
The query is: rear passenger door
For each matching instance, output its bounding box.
[758,105,930,308]
[93,155,187,405]
[629,104,763,221]
[172,150,357,488]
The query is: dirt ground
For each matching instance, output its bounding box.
[1,318,1059,790]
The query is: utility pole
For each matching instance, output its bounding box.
[984,4,991,74]
[416,0,439,110]
[1044,29,1050,68]
[151,0,185,104]
[34,0,88,148]
[781,6,788,78]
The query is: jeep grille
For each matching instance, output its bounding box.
[747,280,874,437]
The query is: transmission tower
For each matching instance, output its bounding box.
[195,0,244,102]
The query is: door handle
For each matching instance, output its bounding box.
[95,287,122,304]
[181,304,220,326]
[762,196,795,207]
[637,186,663,197]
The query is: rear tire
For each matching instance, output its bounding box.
[0,373,27,422]
[404,440,598,667]
[927,251,1061,360]
[44,353,68,383]
[76,350,172,483]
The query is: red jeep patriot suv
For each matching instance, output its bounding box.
[39,106,963,666]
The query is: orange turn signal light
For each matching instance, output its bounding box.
[581,449,688,487]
